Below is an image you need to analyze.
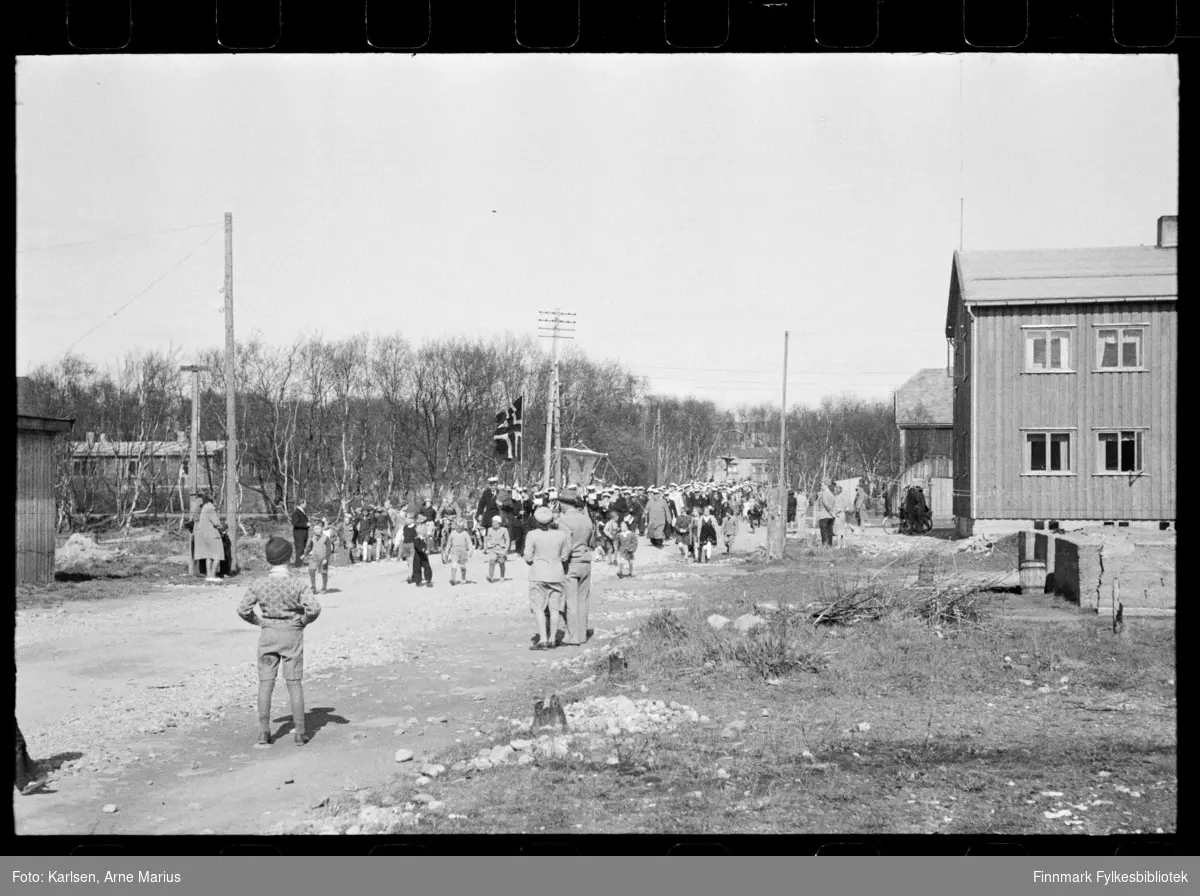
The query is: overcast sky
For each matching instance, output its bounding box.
[16,54,1178,409]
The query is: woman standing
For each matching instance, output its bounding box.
[193,491,226,582]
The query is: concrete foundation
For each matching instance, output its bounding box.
[1051,531,1175,613]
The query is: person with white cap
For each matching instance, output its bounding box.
[524,504,572,650]
[645,486,672,548]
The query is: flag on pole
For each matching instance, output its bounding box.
[494,396,523,460]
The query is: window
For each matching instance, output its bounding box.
[1024,329,1072,371]
[126,460,139,478]
[1097,430,1144,474]
[1095,327,1144,369]
[1025,431,1072,474]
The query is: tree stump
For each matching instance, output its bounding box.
[607,649,627,676]
[533,694,569,731]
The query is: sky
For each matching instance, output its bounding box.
[16,54,1178,410]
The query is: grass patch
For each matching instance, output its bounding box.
[292,554,1176,836]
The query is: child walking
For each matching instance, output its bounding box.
[237,536,321,747]
[445,518,473,586]
[484,516,510,582]
[411,520,434,587]
[722,511,739,554]
[616,519,638,578]
[603,512,620,567]
[301,521,333,594]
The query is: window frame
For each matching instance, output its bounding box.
[1093,428,1148,476]
[1021,324,1076,374]
[1092,323,1148,372]
[1020,428,1076,476]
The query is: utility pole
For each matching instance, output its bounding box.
[537,309,575,490]
[655,406,662,485]
[778,331,789,559]
[223,212,239,574]
[181,363,206,576]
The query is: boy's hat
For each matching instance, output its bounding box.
[534,506,553,524]
[265,536,292,566]
[488,476,498,482]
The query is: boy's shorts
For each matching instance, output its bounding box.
[257,624,305,681]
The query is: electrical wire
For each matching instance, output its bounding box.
[17,221,225,254]
[50,226,224,362]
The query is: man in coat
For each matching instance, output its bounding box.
[477,476,500,530]
[291,500,310,569]
[644,487,672,548]
[556,488,596,646]
[817,480,837,548]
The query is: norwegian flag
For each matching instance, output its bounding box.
[494,396,523,460]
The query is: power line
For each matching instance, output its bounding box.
[51,226,224,362]
[17,221,226,254]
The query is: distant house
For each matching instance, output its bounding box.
[711,447,776,484]
[70,433,226,516]
[893,367,954,467]
[16,378,74,585]
[945,216,1177,535]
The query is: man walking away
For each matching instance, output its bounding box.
[291,500,310,569]
[817,480,837,547]
[485,516,510,582]
[524,505,572,650]
[557,488,596,645]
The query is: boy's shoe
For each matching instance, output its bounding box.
[425,581,434,587]
[530,642,545,651]
[256,732,272,748]
[294,732,309,746]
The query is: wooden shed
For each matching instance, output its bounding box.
[945,218,1177,534]
[17,412,75,585]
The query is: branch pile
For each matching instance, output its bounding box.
[806,581,983,627]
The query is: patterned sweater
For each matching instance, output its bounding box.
[237,570,322,630]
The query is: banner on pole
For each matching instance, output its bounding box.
[494,396,523,460]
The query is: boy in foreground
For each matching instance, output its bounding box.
[237,536,322,746]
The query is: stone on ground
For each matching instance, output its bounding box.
[394,749,414,763]
[732,614,766,634]
[707,614,731,631]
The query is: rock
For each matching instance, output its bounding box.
[1019,679,1035,687]
[1036,686,1052,694]
[426,801,446,815]
[450,761,469,772]
[856,722,871,732]
[419,763,445,778]
[761,709,772,717]
[707,614,731,631]
[346,825,362,836]
[472,757,493,771]
[102,804,118,814]
[728,719,747,731]
[510,739,533,752]
[716,768,730,779]
[758,601,779,612]
[412,793,436,804]
[394,749,414,763]
[517,753,535,767]
[415,776,431,786]
[732,614,766,634]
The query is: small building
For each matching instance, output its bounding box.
[893,367,954,467]
[70,433,226,516]
[945,216,1177,535]
[711,447,777,484]
[16,379,74,585]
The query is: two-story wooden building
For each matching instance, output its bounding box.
[946,216,1177,535]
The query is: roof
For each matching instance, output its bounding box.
[72,439,225,458]
[718,447,777,461]
[894,368,954,427]
[17,414,75,434]
[946,245,1177,336]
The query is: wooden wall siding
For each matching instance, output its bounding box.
[17,430,57,586]
[952,298,972,519]
[973,302,1176,520]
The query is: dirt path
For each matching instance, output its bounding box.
[15,529,762,835]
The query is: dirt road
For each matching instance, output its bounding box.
[15,529,762,835]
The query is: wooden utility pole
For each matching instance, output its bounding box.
[655,406,662,485]
[537,309,575,490]
[223,212,239,573]
[778,330,789,559]
[181,363,206,576]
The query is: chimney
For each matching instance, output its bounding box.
[1157,215,1178,248]
[85,432,95,444]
